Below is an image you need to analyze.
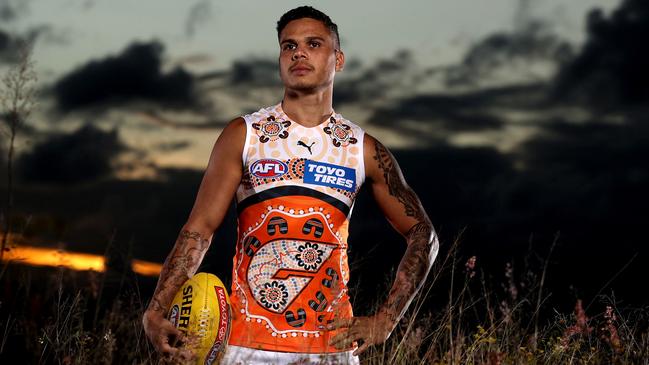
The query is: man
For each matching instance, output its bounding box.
[142,6,439,365]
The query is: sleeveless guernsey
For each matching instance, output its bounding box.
[228,102,365,354]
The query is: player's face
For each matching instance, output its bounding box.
[278,18,344,92]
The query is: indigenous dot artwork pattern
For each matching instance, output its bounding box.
[252,115,291,143]
[229,103,365,353]
[245,157,359,200]
[236,103,365,208]
[324,116,359,147]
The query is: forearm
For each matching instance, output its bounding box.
[377,221,439,330]
[145,228,212,316]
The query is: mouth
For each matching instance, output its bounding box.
[290,64,313,73]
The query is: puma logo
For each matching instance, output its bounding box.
[297,140,316,155]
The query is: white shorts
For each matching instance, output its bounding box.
[220,345,360,365]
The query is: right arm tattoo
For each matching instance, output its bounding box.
[146,230,211,314]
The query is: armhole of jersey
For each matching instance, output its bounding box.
[241,115,252,168]
[358,129,366,186]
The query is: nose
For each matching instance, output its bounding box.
[291,45,307,61]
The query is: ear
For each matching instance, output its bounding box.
[335,49,345,72]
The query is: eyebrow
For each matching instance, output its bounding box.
[280,36,326,45]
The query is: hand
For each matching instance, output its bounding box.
[327,314,396,356]
[142,310,195,363]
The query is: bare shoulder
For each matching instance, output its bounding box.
[206,117,247,165]
[214,117,246,149]
[363,132,378,152]
[219,117,246,141]
[363,133,391,184]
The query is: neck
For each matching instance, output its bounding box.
[281,86,334,127]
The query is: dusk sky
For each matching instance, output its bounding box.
[2,0,648,306]
[2,2,649,363]
[14,0,616,75]
[1,0,619,173]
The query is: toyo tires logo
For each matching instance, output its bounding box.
[250,159,287,178]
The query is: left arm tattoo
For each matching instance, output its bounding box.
[373,141,426,221]
[373,140,439,329]
[378,222,438,328]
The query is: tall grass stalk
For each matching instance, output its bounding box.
[0,43,38,263]
[1,235,648,364]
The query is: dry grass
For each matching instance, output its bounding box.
[0,236,647,365]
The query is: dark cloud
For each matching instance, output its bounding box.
[364,84,553,138]
[514,120,649,232]
[53,41,196,112]
[334,50,420,105]
[228,58,281,89]
[0,0,68,63]
[0,0,30,22]
[445,22,572,87]
[351,110,649,304]
[185,0,212,38]
[367,93,504,140]
[217,51,420,105]
[18,124,125,184]
[0,28,40,64]
[554,0,649,106]
[0,1,39,64]
[0,111,39,137]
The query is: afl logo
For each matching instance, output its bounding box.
[168,305,180,327]
[251,159,288,178]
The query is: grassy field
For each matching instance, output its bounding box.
[0,237,647,365]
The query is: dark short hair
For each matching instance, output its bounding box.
[276,6,340,49]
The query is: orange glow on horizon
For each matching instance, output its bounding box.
[2,245,162,277]
[132,259,163,277]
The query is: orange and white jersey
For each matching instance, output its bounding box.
[229,102,365,353]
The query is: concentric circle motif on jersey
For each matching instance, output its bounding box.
[323,117,358,147]
[246,235,337,314]
[259,280,289,310]
[295,242,324,270]
[229,103,365,352]
[252,115,291,143]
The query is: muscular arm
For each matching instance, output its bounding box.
[369,136,439,330]
[330,134,439,355]
[143,117,246,356]
[146,230,212,315]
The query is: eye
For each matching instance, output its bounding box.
[309,41,321,48]
[283,43,296,51]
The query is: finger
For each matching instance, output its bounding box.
[159,342,179,357]
[164,323,186,347]
[329,329,360,349]
[163,319,182,335]
[353,342,370,356]
[329,332,348,348]
[177,348,196,362]
[327,317,356,330]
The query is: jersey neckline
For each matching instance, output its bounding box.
[277,101,336,129]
